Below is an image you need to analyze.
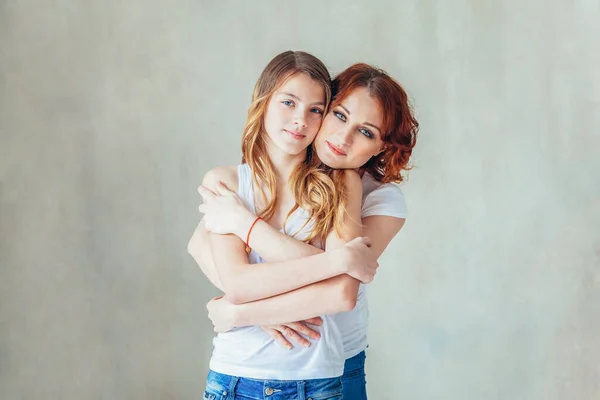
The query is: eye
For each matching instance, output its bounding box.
[282,100,295,107]
[310,107,324,115]
[334,111,346,122]
[359,128,374,139]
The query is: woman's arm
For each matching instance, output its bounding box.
[203,167,375,305]
[208,214,406,329]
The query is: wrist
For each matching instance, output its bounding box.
[331,247,349,275]
[235,211,258,239]
[231,303,248,328]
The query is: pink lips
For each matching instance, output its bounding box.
[326,141,346,156]
[284,129,306,140]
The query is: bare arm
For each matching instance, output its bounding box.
[217,214,406,327]
[199,181,323,262]
[242,218,323,261]
[186,219,224,291]
[203,167,369,305]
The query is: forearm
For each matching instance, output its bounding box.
[211,233,345,304]
[187,221,224,291]
[232,275,360,327]
[243,218,323,262]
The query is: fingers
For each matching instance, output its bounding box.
[197,185,217,200]
[360,236,372,248]
[348,236,372,248]
[266,328,293,350]
[215,181,235,196]
[303,317,323,326]
[281,325,312,348]
[286,322,320,341]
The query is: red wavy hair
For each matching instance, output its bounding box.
[331,63,419,183]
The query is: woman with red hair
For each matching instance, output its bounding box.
[193,62,419,399]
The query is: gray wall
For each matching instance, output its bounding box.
[1,1,598,399]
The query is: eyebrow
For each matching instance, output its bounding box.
[338,104,382,133]
[278,92,325,106]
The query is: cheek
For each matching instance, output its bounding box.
[316,118,336,141]
[351,141,381,162]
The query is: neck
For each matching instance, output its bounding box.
[265,140,306,184]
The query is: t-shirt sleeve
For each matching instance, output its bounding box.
[361,184,408,219]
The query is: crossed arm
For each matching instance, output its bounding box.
[189,166,367,307]
[187,167,406,328]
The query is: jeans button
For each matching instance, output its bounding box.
[265,387,274,395]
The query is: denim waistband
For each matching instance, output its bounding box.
[343,350,366,374]
[205,370,342,400]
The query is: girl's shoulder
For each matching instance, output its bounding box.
[201,165,238,191]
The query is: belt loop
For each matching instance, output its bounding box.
[297,380,306,400]
[226,375,239,399]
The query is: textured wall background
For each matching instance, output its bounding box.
[1,1,598,399]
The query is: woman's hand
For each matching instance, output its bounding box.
[260,318,323,349]
[336,236,379,283]
[206,296,324,350]
[198,181,256,237]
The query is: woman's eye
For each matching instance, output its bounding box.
[282,100,294,107]
[334,111,346,122]
[310,108,324,115]
[359,128,374,139]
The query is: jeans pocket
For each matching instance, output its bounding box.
[202,391,217,400]
[203,387,225,400]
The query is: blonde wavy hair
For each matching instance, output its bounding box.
[241,51,348,243]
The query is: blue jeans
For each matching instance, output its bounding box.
[203,370,343,400]
[340,351,367,400]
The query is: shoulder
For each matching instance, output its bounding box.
[362,181,408,219]
[361,173,407,218]
[201,165,238,191]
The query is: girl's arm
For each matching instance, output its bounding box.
[187,219,224,291]
[204,167,374,305]
[209,213,406,329]
[198,182,323,262]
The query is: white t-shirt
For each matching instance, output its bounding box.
[333,172,408,359]
[209,164,346,380]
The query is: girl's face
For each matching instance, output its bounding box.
[314,87,385,170]
[263,73,326,157]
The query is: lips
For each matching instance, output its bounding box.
[326,141,346,156]
[284,129,306,140]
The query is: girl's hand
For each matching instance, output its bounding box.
[198,182,256,237]
[206,296,237,333]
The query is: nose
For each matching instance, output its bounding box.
[338,125,353,146]
[293,109,307,128]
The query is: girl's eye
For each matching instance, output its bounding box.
[334,111,346,122]
[282,100,294,107]
[310,108,324,115]
[359,128,374,139]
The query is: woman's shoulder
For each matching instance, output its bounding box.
[361,172,407,218]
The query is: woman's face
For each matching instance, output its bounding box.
[314,87,385,170]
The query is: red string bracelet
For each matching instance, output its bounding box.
[245,216,261,254]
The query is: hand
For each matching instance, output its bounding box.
[198,182,255,237]
[260,317,323,349]
[206,296,237,333]
[338,237,379,283]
